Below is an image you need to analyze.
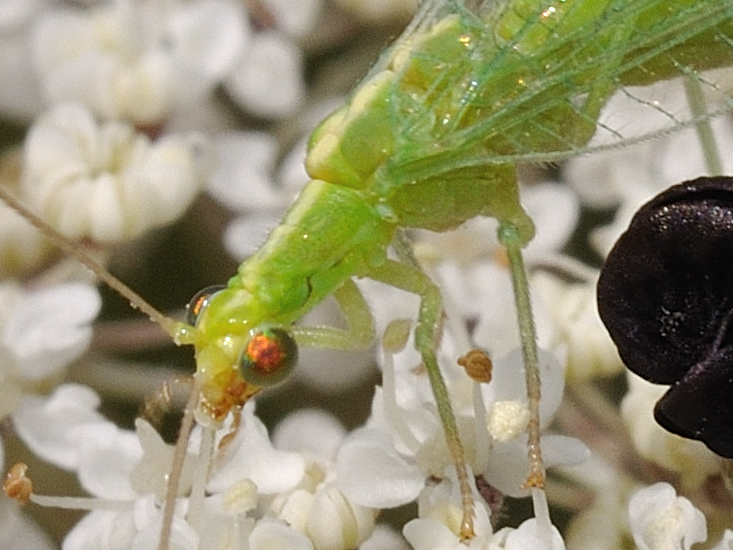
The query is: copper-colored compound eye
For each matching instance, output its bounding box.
[597,175,733,458]
[239,325,298,386]
[185,285,226,327]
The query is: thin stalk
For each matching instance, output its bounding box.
[684,74,724,176]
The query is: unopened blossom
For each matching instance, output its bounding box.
[628,483,707,550]
[0,152,53,277]
[22,103,208,243]
[268,408,378,550]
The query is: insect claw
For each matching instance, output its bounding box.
[521,470,546,490]
[458,510,475,541]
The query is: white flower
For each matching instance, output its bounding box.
[531,271,623,380]
[488,519,566,550]
[12,384,113,470]
[16,390,336,550]
[404,476,566,550]
[208,131,288,213]
[225,30,305,118]
[207,402,306,496]
[563,457,638,550]
[8,384,195,549]
[213,98,344,261]
[620,373,720,490]
[486,401,529,442]
[22,103,208,243]
[0,177,53,278]
[414,181,579,268]
[0,494,55,550]
[268,408,378,550]
[627,483,707,550]
[478,349,589,498]
[402,468,494,550]
[411,181,579,360]
[566,72,733,208]
[0,281,100,421]
[336,342,587,521]
[0,0,47,120]
[32,0,248,125]
[209,129,304,260]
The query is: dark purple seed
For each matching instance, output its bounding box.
[597,176,733,457]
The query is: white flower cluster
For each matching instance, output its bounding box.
[15,385,374,550]
[1,1,733,550]
[0,0,322,547]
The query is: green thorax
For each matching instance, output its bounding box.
[196,180,395,341]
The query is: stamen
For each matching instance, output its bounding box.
[186,425,215,534]
[380,329,421,454]
[471,384,491,474]
[4,462,132,512]
[30,494,133,513]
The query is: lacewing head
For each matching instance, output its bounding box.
[597,176,733,457]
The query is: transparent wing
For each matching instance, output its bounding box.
[371,0,733,182]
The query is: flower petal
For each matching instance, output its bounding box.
[336,427,425,508]
[628,483,706,550]
[3,282,100,379]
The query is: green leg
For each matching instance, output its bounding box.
[290,279,375,350]
[498,224,545,489]
[368,258,475,540]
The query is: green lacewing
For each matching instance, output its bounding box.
[2,1,732,547]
